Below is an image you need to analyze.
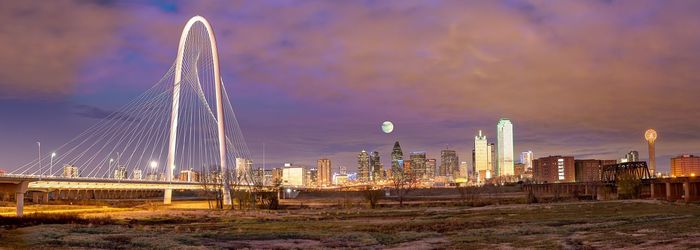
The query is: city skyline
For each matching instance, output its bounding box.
[2,1,700,174]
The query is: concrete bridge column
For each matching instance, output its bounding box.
[14,181,29,217]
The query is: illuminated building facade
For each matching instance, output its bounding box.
[671,155,700,177]
[317,158,332,186]
[179,168,200,182]
[282,165,307,186]
[574,159,616,182]
[521,151,534,172]
[459,161,469,178]
[533,156,575,183]
[474,130,489,180]
[410,152,427,179]
[488,143,496,176]
[370,151,382,181]
[391,141,403,175]
[497,119,514,176]
[440,149,459,177]
[426,159,436,178]
[358,150,370,182]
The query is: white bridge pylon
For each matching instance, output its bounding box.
[166,16,231,205]
[10,16,252,206]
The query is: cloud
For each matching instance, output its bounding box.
[0,0,123,98]
[2,0,700,172]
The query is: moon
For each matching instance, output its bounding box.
[381,121,394,134]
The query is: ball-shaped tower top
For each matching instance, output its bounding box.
[645,129,657,143]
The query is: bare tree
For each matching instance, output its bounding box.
[390,170,418,207]
[199,165,223,210]
[362,186,384,209]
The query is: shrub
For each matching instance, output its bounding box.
[0,213,114,228]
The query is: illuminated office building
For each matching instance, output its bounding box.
[497,119,514,176]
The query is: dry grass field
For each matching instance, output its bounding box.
[1,199,699,249]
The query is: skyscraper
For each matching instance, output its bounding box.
[370,151,382,181]
[357,150,370,182]
[474,130,489,180]
[459,161,469,178]
[410,152,427,179]
[317,158,331,186]
[391,141,403,175]
[497,119,514,176]
[521,151,534,172]
[488,143,496,176]
[426,158,437,179]
[440,149,459,178]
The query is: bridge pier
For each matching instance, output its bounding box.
[164,189,172,204]
[0,181,29,217]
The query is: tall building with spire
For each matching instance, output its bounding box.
[497,119,514,176]
[357,150,370,182]
[474,130,489,180]
[391,141,404,175]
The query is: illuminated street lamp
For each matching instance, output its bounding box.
[108,158,114,178]
[50,152,56,177]
[150,161,158,170]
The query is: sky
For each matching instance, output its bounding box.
[1,0,700,174]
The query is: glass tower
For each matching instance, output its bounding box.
[497,119,514,176]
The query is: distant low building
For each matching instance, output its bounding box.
[533,156,575,183]
[333,174,348,185]
[114,166,127,180]
[62,164,79,178]
[514,163,526,178]
[179,168,200,182]
[282,164,307,187]
[671,155,700,177]
[574,159,616,182]
[132,169,142,180]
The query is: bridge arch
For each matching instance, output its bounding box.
[166,16,230,205]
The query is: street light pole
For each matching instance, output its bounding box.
[108,158,114,178]
[36,141,41,179]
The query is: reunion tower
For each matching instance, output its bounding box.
[645,129,657,175]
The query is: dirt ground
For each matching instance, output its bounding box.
[1,200,699,249]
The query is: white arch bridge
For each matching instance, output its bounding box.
[2,16,269,216]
